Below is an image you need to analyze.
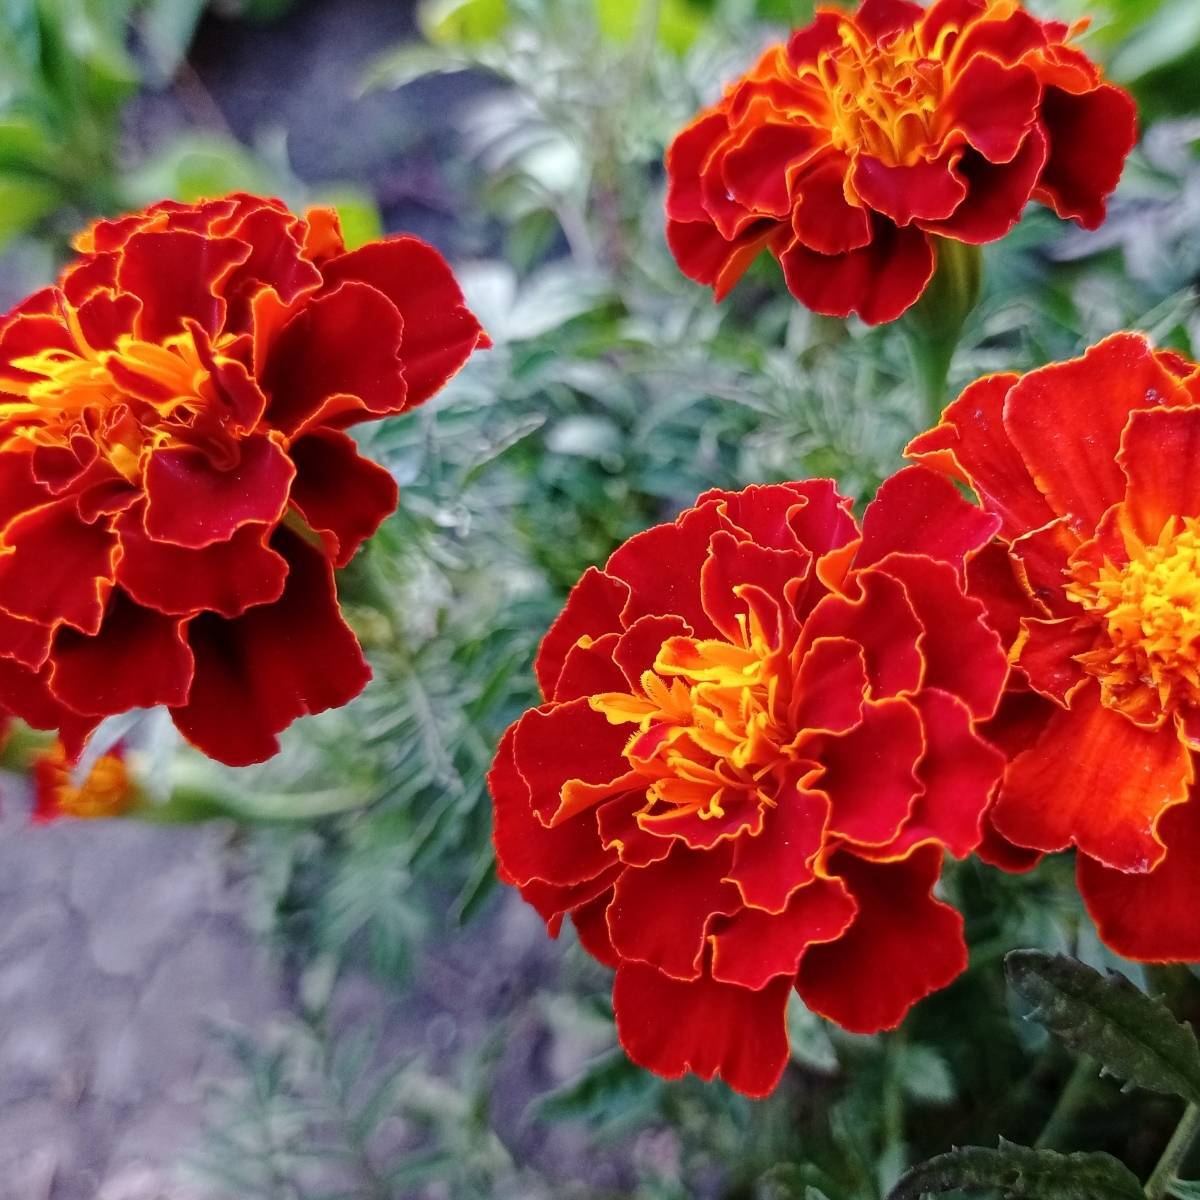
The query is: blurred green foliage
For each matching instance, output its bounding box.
[4,0,1200,1196]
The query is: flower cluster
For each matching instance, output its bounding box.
[489,469,1007,1095]
[0,194,487,766]
[665,0,1136,323]
[909,334,1200,960]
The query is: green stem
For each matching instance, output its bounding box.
[1035,1055,1094,1150]
[903,238,983,428]
[1146,1102,1200,1200]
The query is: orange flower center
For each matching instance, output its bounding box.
[1067,517,1200,721]
[819,27,942,166]
[1,314,238,480]
[591,610,800,821]
[48,750,133,820]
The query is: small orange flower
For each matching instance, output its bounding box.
[489,469,1007,1095]
[908,333,1200,959]
[0,194,488,766]
[32,739,134,822]
[665,0,1136,323]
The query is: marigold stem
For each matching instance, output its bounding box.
[1145,1100,1200,1200]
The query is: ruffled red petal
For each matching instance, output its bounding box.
[613,962,792,1098]
[779,221,935,326]
[710,876,856,989]
[1078,792,1200,962]
[319,237,489,407]
[169,531,370,766]
[288,430,399,568]
[993,685,1194,872]
[796,846,966,1033]
[142,434,295,549]
[1033,83,1137,231]
[49,589,193,715]
[115,511,287,618]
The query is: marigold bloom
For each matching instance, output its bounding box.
[664,0,1136,324]
[488,469,1007,1095]
[908,333,1200,959]
[32,739,133,822]
[0,194,487,766]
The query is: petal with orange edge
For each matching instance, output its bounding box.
[868,688,1004,859]
[856,0,924,40]
[614,962,791,1098]
[921,129,1047,243]
[49,590,193,715]
[488,724,614,889]
[801,570,924,698]
[875,553,1007,720]
[143,434,294,549]
[0,498,115,634]
[608,842,740,981]
[534,566,630,699]
[1014,617,1091,704]
[710,876,856,989]
[169,531,370,766]
[552,635,627,702]
[942,55,1040,164]
[1004,334,1182,535]
[1118,407,1200,542]
[513,697,634,826]
[992,684,1193,872]
[851,155,967,226]
[815,696,924,846]
[796,845,966,1033]
[665,112,729,224]
[905,373,1051,539]
[700,530,810,643]
[1034,84,1137,231]
[261,281,407,435]
[606,500,726,637]
[116,230,250,341]
[722,122,824,218]
[726,785,829,912]
[116,512,287,618]
[288,430,398,568]
[857,465,1000,572]
[791,154,873,255]
[780,221,935,326]
[320,237,489,407]
[1078,793,1200,962]
[791,637,868,735]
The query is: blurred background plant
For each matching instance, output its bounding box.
[3,0,1200,1196]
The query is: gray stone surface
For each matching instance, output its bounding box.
[0,797,284,1200]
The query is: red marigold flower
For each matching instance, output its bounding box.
[32,739,133,822]
[488,468,1008,1096]
[664,0,1136,324]
[0,194,488,766]
[908,333,1200,960]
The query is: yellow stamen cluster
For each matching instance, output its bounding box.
[819,28,942,166]
[591,610,796,821]
[1067,517,1200,722]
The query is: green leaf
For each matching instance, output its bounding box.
[888,1141,1144,1200]
[1005,950,1200,1102]
[528,1049,661,1130]
[0,168,60,246]
[418,0,509,45]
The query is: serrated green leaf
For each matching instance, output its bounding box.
[1005,950,1200,1102]
[888,1141,1144,1200]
